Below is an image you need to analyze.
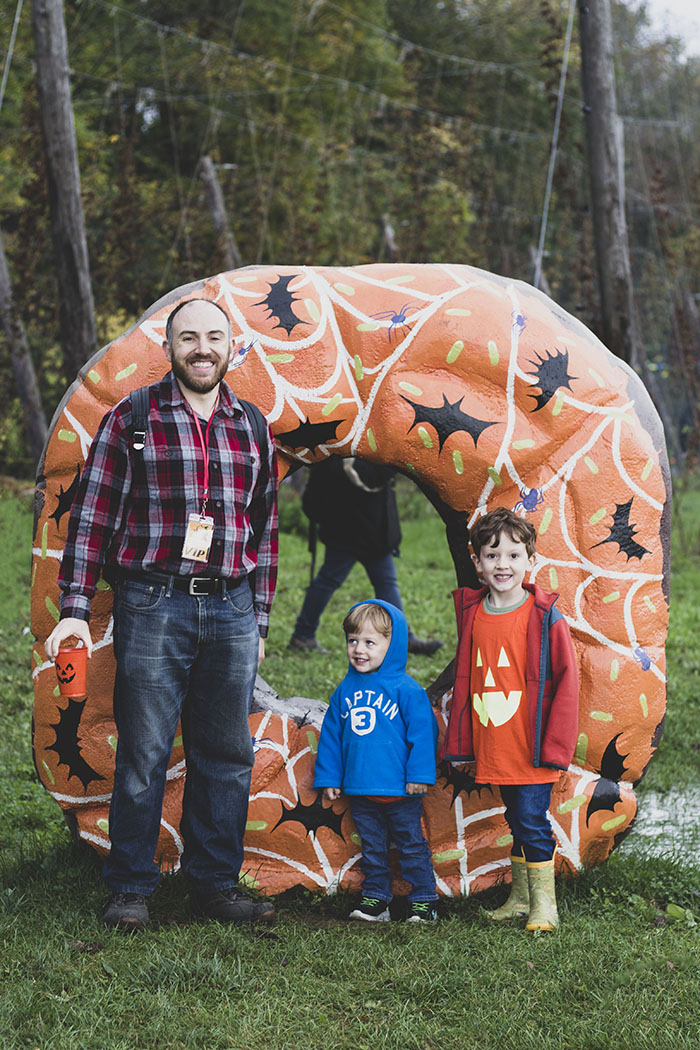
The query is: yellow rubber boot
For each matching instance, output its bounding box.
[525,859,558,931]
[485,855,529,921]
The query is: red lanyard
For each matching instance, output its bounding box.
[189,403,217,516]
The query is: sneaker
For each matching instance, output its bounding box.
[103,891,149,931]
[407,637,444,657]
[287,635,329,653]
[190,886,275,924]
[407,901,438,923]
[349,896,391,922]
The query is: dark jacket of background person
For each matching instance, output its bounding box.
[302,456,401,560]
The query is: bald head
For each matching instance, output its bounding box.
[163,299,233,401]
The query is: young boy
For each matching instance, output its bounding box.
[314,600,439,922]
[441,507,579,931]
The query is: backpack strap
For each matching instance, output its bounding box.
[237,397,268,454]
[129,385,151,451]
[128,388,268,455]
[236,398,271,557]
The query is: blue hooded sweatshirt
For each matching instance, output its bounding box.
[313,600,438,796]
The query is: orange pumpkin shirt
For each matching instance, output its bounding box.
[471,594,559,786]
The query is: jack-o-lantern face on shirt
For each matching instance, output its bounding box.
[473,646,522,727]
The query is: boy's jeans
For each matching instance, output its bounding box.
[103,576,259,896]
[349,795,438,903]
[499,783,557,862]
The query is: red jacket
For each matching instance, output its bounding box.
[441,583,579,770]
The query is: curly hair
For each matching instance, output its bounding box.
[470,506,537,558]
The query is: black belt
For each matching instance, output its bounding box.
[119,570,243,596]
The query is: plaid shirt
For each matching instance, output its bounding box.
[59,372,278,636]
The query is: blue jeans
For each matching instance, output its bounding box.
[294,545,412,639]
[103,576,259,896]
[349,796,438,902]
[499,783,556,862]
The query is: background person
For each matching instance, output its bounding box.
[289,456,443,656]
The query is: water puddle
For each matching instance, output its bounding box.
[619,785,700,868]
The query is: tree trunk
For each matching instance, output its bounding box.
[578,0,638,370]
[673,286,700,460]
[0,231,48,467]
[32,0,96,377]
[199,155,244,270]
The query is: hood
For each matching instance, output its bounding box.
[344,599,408,683]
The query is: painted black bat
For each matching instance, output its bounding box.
[272,793,346,840]
[586,734,628,825]
[591,498,651,561]
[437,760,491,806]
[402,393,498,451]
[46,698,106,791]
[255,275,307,336]
[49,467,81,529]
[276,417,344,450]
[526,348,576,411]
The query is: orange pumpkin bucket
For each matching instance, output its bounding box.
[54,646,88,698]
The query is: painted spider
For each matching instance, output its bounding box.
[371,302,418,342]
[230,338,254,370]
[514,487,544,513]
[633,647,652,672]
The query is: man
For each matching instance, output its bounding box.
[45,298,278,931]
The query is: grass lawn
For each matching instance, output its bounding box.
[1,479,699,1050]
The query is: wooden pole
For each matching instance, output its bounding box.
[578,0,638,369]
[199,155,244,270]
[0,230,49,468]
[32,0,97,376]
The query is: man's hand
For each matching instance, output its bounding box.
[45,618,93,660]
[258,636,265,667]
[406,782,429,795]
[323,787,342,801]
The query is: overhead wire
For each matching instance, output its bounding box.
[532,0,576,290]
[0,0,24,118]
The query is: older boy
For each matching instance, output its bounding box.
[441,507,578,930]
[314,600,439,922]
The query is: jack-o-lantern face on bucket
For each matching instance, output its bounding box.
[56,663,76,685]
[31,263,670,896]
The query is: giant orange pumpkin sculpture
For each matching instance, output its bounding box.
[31,264,669,897]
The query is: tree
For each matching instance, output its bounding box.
[32,0,97,375]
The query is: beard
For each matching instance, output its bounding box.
[171,352,230,394]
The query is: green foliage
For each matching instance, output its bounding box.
[277,479,308,538]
